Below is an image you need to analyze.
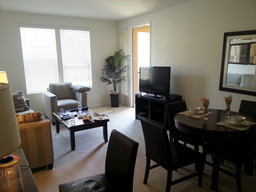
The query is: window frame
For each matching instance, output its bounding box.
[19,25,92,94]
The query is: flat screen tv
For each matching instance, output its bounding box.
[139,66,171,97]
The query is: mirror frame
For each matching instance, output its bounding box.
[219,30,256,96]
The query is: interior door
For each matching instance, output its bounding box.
[132,25,150,105]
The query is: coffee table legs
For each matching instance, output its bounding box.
[70,130,75,151]
[69,124,108,151]
[56,120,60,133]
[103,123,108,142]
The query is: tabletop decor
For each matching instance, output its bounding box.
[216,120,256,131]
[224,95,232,115]
[201,97,209,114]
[179,110,213,119]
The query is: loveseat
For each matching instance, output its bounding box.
[12,91,54,169]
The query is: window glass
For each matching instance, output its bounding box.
[60,29,92,87]
[20,27,59,94]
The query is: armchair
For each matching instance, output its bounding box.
[42,82,90,124]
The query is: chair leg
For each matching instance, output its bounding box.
[48,164,53,169]
[236,164,242,192]
[165,170,172,192]
[143,157,150,184]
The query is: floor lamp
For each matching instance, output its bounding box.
[0,72,21,166]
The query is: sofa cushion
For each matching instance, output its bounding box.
[240,74,254,88]
[49,82,74,100]
[12,91,30,113]
[227,73,242,86]
[17,112,42,123]
[58,99,80,110]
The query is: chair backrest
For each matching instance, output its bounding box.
[167,101,187,140]
[239,100,256,121]
[247,125,256,158]
[140,119,171,170]
[105,129,139,192]
[49,82,74,100]
[239,100,256,158]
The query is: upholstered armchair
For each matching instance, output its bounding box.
[42,82,90,124]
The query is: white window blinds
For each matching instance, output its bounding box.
[60,29,92,87]
[20,27,59,94]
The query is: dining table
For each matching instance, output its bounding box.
[174,108,255,191]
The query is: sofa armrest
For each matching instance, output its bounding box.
[74,92,88,107]
[18,119,54,169]
[71,85,91,93]
[42,91,58,123]
[72,85,90,107]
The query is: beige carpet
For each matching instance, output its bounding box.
[33,106,256,192]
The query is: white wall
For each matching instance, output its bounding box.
[0,11,118,113]
[119,0,256,111]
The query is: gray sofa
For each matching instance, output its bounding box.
[42,82,90,124]
[227,73,254,88]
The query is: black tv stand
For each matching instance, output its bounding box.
[135,93,182,129]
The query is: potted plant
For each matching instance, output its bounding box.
[100,49,129,107]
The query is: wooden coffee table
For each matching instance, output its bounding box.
[53,109,109,151]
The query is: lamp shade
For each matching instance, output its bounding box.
[0,71,8,83]
[0,83,21,159]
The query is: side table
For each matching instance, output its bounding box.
[13,148,39,192]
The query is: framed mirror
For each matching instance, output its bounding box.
[219,30,256,96]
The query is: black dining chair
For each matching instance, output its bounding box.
[239,99,256,174]
[166,101,205,152]
[239,100,256,120]
[140,118,205,192]
[214,129,254,192]
[59,129,139,192]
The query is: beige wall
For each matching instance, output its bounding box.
[119,0,256,111]
[0,11,118,113]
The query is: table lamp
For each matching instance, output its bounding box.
[0,71,8,84]
[0,73,21,165]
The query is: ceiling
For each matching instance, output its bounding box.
[0,0,191,21]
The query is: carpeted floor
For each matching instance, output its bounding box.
[33,106,256,192]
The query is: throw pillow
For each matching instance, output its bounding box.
[16,112,42,123]
[12,91,29,113]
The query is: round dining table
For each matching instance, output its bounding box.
[174,109,254,191]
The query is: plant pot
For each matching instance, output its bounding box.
[110,93,119,107]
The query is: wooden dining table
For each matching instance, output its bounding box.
[174,108,254,191]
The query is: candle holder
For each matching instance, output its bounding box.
[224,95,232,115]
[201,97,209,115]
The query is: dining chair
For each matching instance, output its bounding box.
[215,128,256,192]
[59,129,139,192]
[140,118,205,192]
[166,101,205,152]
[239,100,256,120]
[239,99,256,174]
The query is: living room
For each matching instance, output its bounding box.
[1,0,256,111]
[1,0,256,191]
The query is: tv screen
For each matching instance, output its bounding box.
[139,66,171,97]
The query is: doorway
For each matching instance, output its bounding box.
[132,25,150,105]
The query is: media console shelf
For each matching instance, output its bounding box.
[135,93,182,129]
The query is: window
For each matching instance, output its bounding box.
[60,29,92,86]
[20,27,59,94]
[20,26,92,94]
